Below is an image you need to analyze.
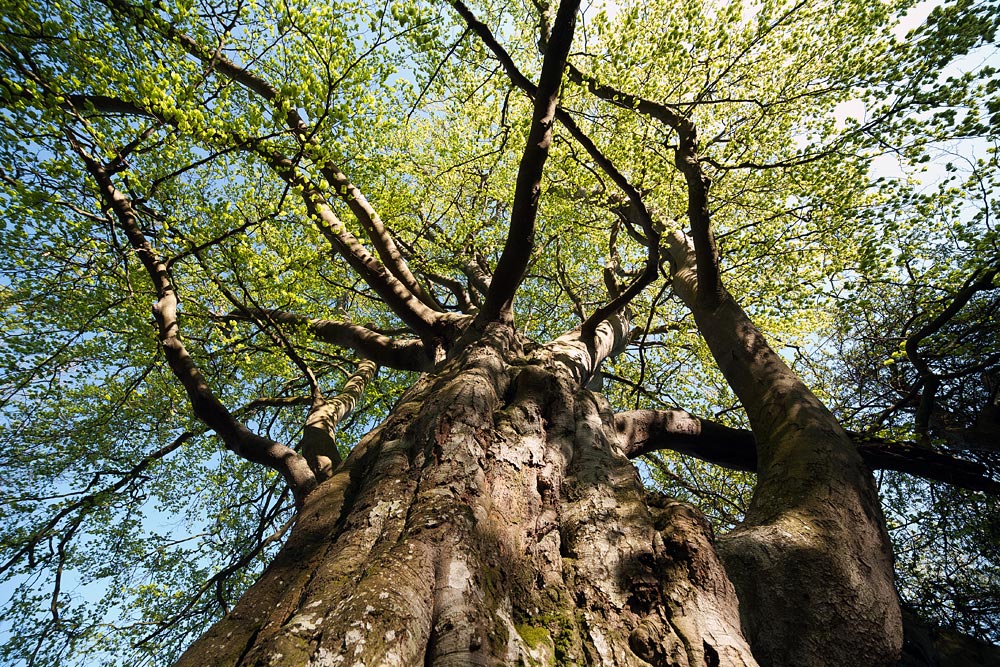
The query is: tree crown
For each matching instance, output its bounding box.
[1,0,998,662]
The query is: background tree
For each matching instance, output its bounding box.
[0,0,998,665]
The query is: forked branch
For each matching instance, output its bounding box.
[48,79,448,349]
[452,1,660,335]
[566,64,723,309]
[101,0,443,323]
[258,151,446,344]
[453,0,582,325]
[300,359,378,480]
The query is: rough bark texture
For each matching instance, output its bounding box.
[697,296,902,667]
[667,232,903,667]
[171,257,913,667]
[176,323,756,666]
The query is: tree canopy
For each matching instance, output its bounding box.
[0,0,998,664]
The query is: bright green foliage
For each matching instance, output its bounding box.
[0,0,997,663]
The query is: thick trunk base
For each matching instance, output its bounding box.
[177,327,755,666]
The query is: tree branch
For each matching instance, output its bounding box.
[533,314,630,386]
[300,359,378,481]
[454,0,581,325]
[0,432,191,576]
[50,80,450,351]
[101,0,438,313]
[137,491,295,647]
[452,1,660,334]
[616,408,757,469]
[905,265,1000,438]
[462,254,492,304]
[419,270,477,313]
[227,308,433,372]
[72,140,318,504]
[565,64,723,309]
[615,409,1000,494]
[258,150,447,345]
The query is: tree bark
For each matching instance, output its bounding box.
[667,232,903,667]
[707,295,902,667]
[614,408,999,494]
[166,250,916,667]
[176,323,757,666]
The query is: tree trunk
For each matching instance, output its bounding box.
[667,232,903,667]
[175,323,756,666]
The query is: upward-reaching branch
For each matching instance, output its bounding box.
[259,151,447,344]
[300,359,378,481]
[564,65,723,309]
[452,1,661,336]
[458,0,582,326]
[101,0,441,313]
[557,36,904,664]
[48,83,451,349]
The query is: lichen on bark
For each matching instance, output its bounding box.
[176,323,757,666]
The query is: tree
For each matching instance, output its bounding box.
[1,0,998,665]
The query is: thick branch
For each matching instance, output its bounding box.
[453,1,660,332]
[463,255,492,302]
[261,154,444,343]
[615,410,1000,494]
[458,0,581,325]
[300,359,378,481]
[534,314,630,386]
[321,167,439,311]
[233,308,433,372]
[616,409,757,470]
[75,147,317,504]
[55,81,447,350]
[901,609,1000,667]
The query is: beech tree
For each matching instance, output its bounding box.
[1,0,998,665]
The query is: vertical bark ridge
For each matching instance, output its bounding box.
[411,341,512,665]
[173,454,361,667]
[555,388,756,667]
[268,398,437,661]
[175,326,755,666]
[698,298,900,667]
